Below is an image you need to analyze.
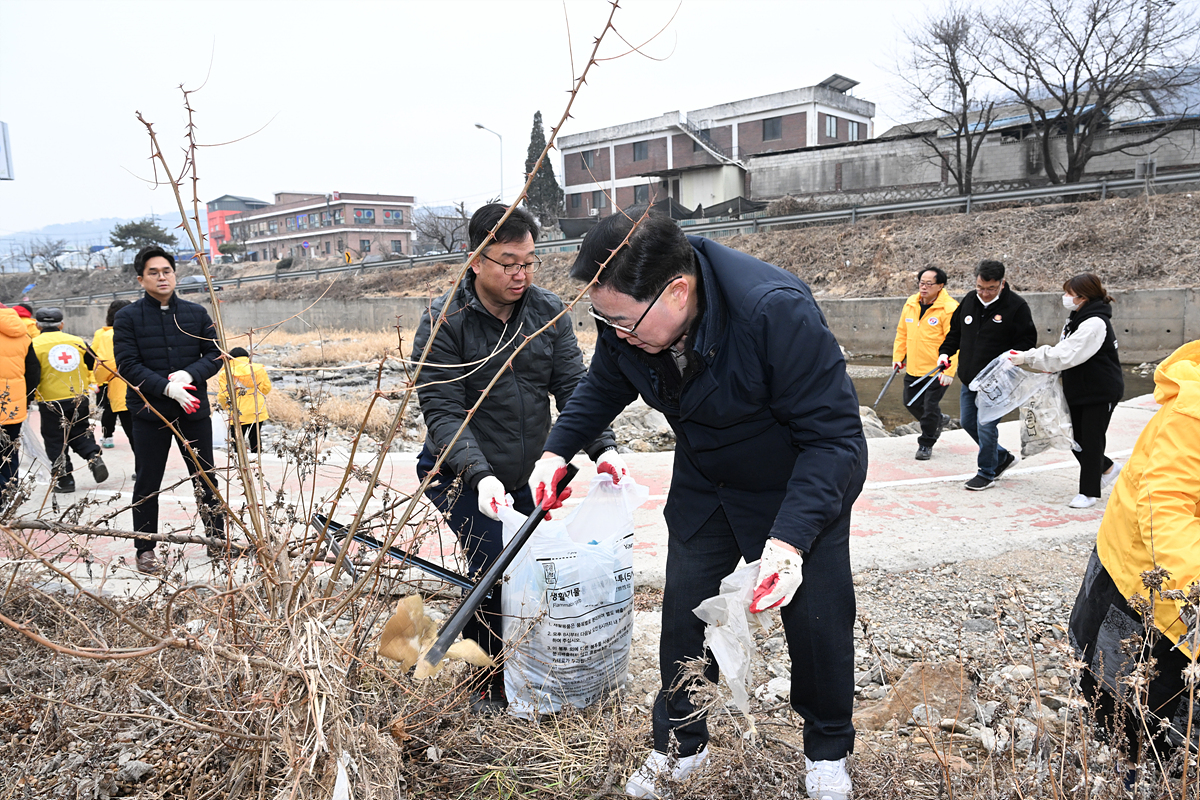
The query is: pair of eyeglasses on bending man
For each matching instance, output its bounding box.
[479,253,543,274]
[587,275,684,335]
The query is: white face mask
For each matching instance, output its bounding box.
[1062,294,1077,310]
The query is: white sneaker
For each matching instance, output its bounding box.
[101,437,114,449]
[805,757,852,800]
[1068,494,1098,509]
[625,746,710,798]
[1101,462,1122,489]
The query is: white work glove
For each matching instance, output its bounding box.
[168,370,193,385]
[596,450,629,484]
[937,373,954,387]
[1007,349,1026,366]
[751,539,804,613]
[164,381,201,414]
[475,476,511,521]
[936,353,951,370]
[528,454,572,513]
[891,361,904,372]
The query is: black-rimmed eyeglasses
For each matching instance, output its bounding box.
[480,253,542,274]
[588,275,683,335]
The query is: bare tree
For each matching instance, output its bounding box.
[895,3,1000,195]
[16,236,69,272]
[980,0,1200,184]
[412,202,471,254]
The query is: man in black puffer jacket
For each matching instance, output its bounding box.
[114,246,224,575]
[938,259,1038,491]
[411,204,623,714]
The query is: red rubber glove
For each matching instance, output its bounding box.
[528,455,572,518]
[596,451,628,484]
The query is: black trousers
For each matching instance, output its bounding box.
[97,384,134,445]
[416,446,536,664]
[1070,402,1115,498]
[131,414,225,554]
[0,422,22,494]
[39,397,100,476]
[654,504,857,761]
[231,422,261,454]
[901,373,948,448]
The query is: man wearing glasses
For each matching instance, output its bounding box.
[531,212,866,800]
[411,203,627,715]
[938,259,1038,490]
[891,267,958,460]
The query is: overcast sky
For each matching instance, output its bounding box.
[0,0,944,237]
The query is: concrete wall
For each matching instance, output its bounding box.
[64,288,1199,364]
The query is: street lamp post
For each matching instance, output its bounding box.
[474,123,503,203]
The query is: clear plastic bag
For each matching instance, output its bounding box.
[970,354,1050,424]
[692,562,769,716]
[499,474,649,719]
[1018,377,1078,458]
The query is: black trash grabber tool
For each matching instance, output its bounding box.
[309,513,474,591]
[906,364,946,407]
[417,463,579,676]
[872,365,902,410]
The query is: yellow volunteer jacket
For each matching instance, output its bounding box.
[22,318,38,339]
[0,309,32,424]
[892,290,959,377]
[1097,341,1200,657]
[90,326,128,413]
[33,330,91,402]
[217,356,272,424]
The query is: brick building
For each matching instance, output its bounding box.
[559,76,875,222]
[206,195,270,260]
[218,192,415,263]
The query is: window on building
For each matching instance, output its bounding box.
[286,217,297,231]
[581,150,595,170]
[634,184,649,204]
[825,114,838,139]
[591,190,608,209]
[298,215,308,230]
[337,239,344,252]
[391,240,404,254]
[847,120,861,141]
[383,209,404,225]
[321,211,331,226]
[333,209,344,225]
[570,193,581,209]
[633,141,649,161]
[354,208,375,224]
[763,117,783,141]
[325,241,331,255]
[360,239,371,253]
[269,221,278,234]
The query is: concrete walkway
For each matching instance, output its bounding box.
[7,393,1160,595]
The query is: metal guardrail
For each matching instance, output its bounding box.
[45,168,1200,307]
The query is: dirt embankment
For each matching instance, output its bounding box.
[8,192,1198,306]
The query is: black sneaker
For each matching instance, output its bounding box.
[915,445,932,461]
[938,414,950,435]
[965,475,995,491]
[994,451,1017,479]
[54,475,76,494]
[89,454,109,484]
[468,670,507,715]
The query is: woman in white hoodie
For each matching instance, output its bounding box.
[1009,273,1124,508]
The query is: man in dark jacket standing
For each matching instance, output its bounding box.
[411,204,625,714]
[114,246,224,575]
[532,213,866,800]
[938,259,1038,491]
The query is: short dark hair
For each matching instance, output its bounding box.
[468,204,539,252]
[229,347,250,359]
[134,246,176,276]
[917,267,947,286]
[570,211,695,301]
[106,299,132,327]
[975,259,1005,282]
[1063,273,1114,305]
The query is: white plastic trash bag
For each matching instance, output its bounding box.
[692,562,769,717]
[500,473,649,719]
[19,422,53,482]
[1019,377,1078,458]
[211,409,228,450]
[970,354,1049,424]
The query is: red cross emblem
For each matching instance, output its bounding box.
[47,343,80,373]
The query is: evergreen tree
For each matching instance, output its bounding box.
[523,111,564,227]
[110,217,178,250]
